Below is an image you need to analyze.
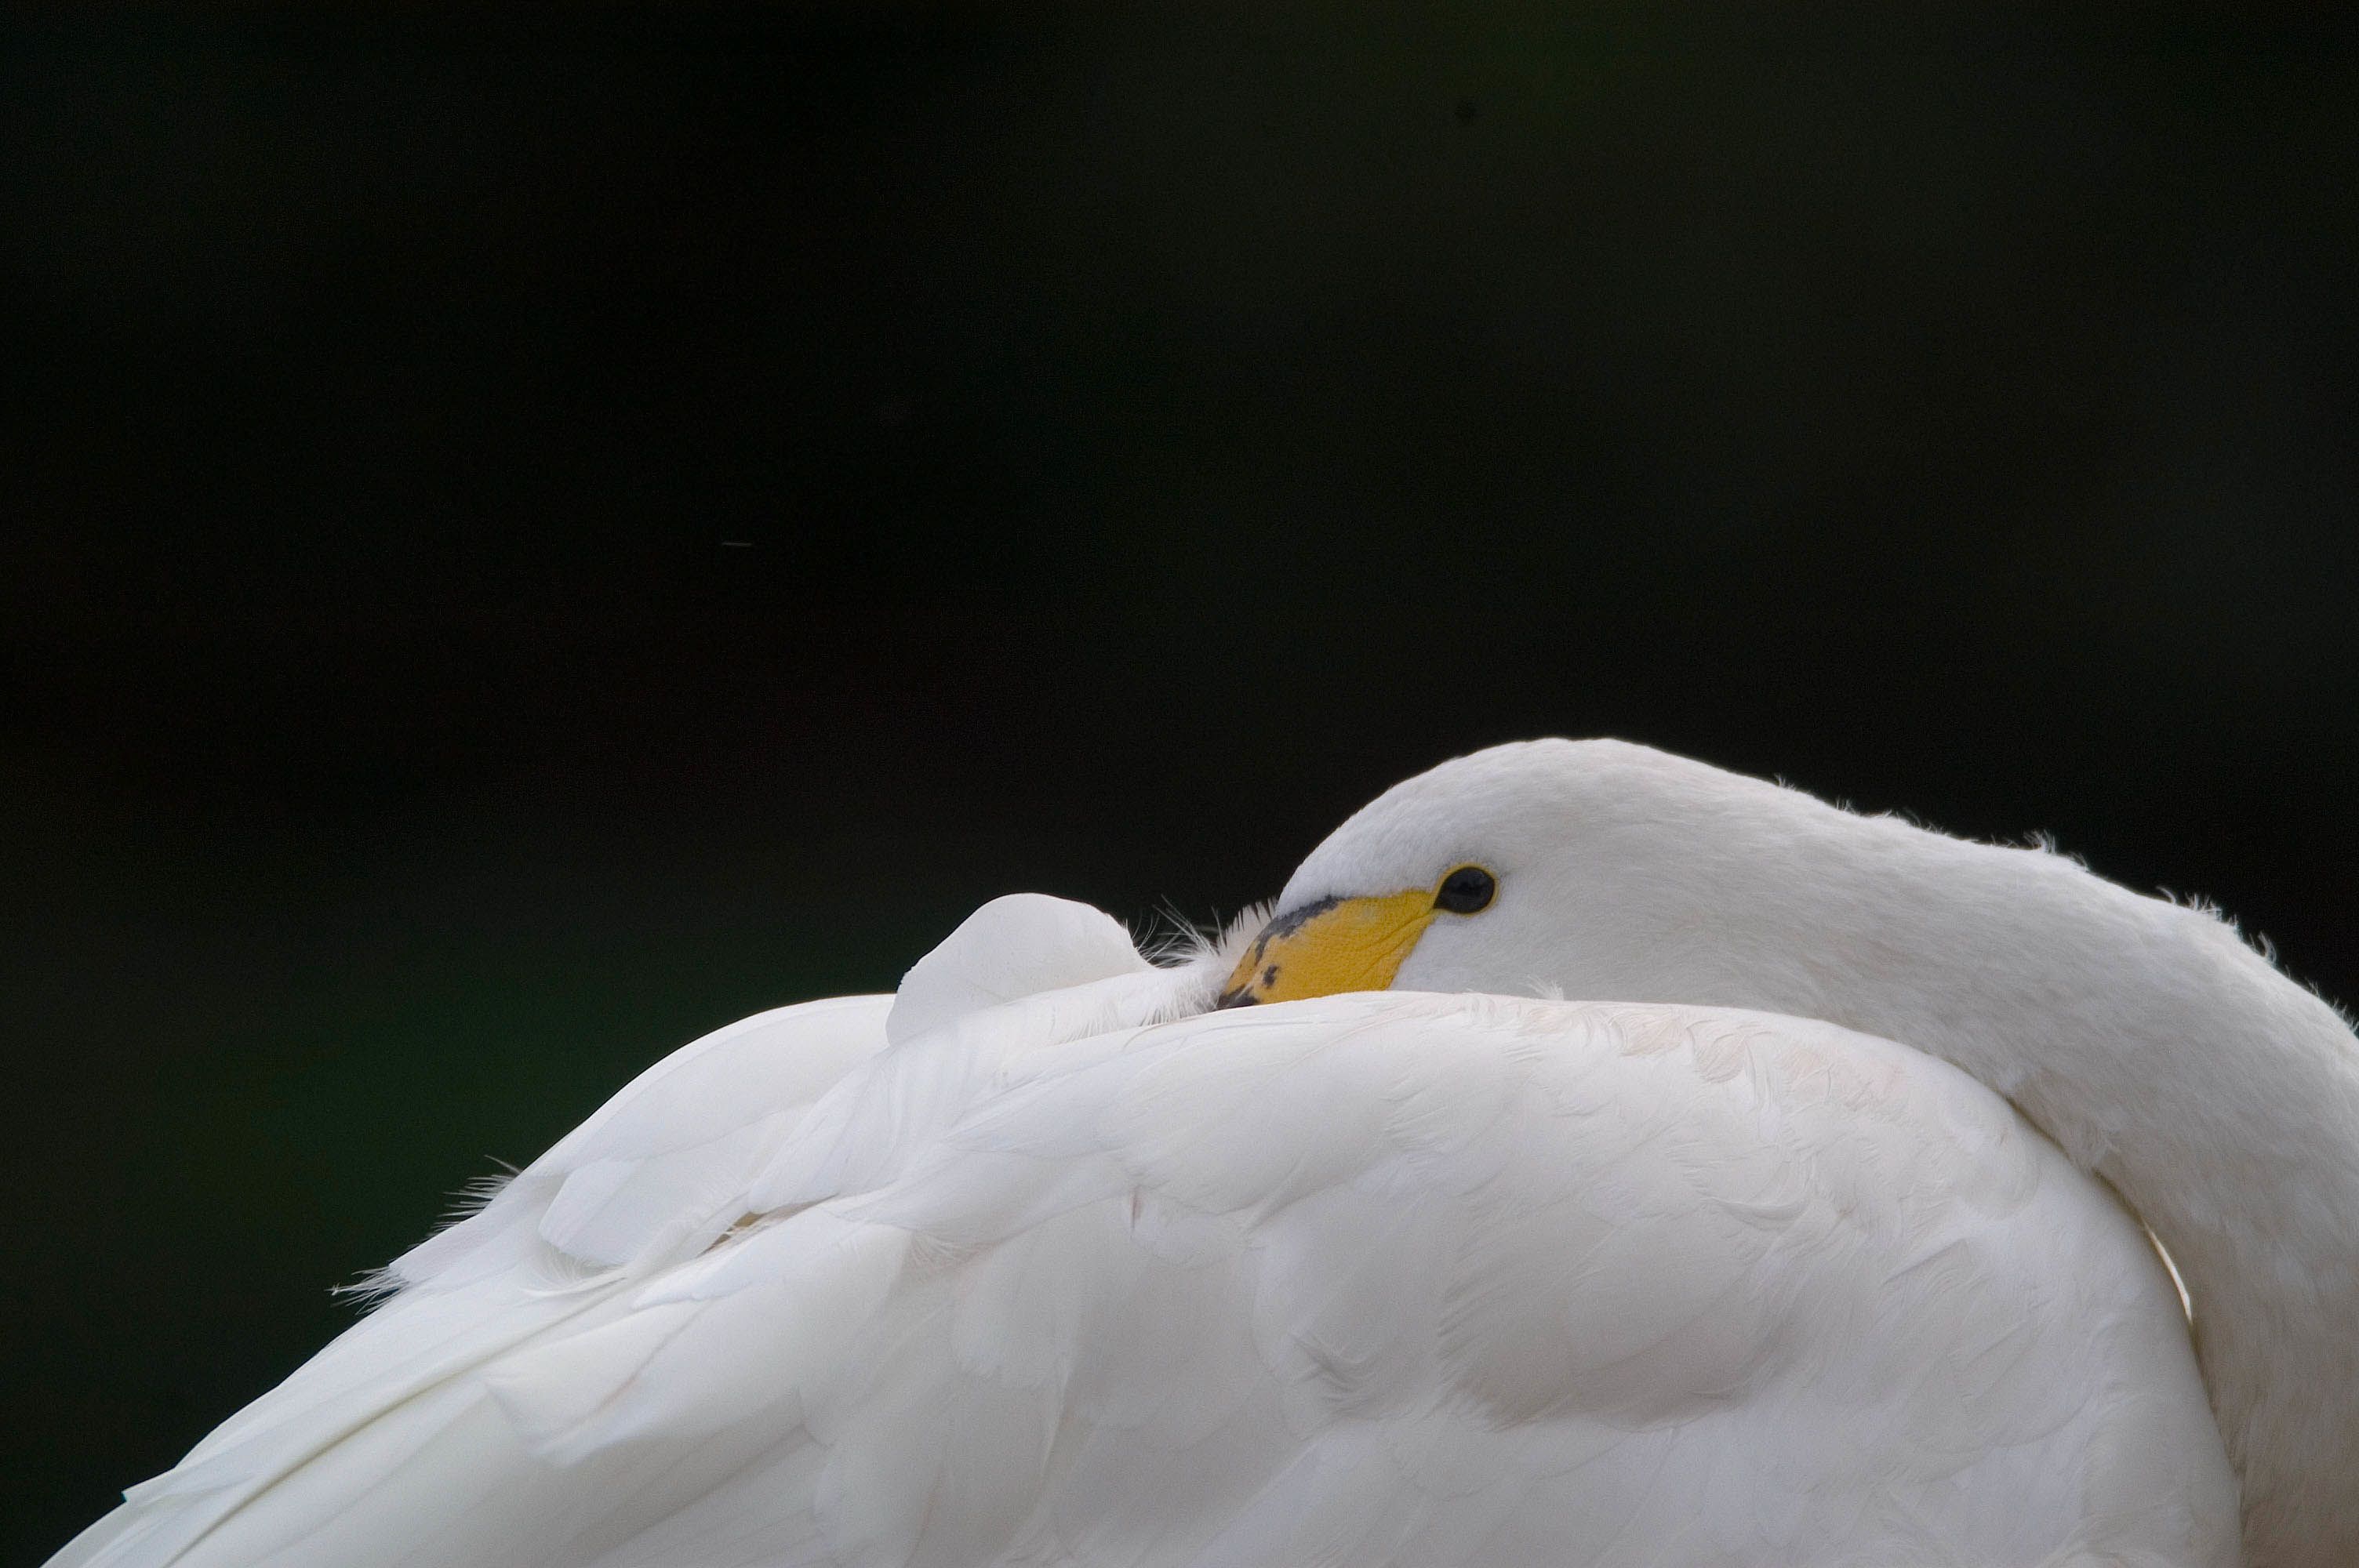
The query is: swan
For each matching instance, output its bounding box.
[46,739,2354,1567]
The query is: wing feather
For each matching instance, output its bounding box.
[56,982,2237,1568]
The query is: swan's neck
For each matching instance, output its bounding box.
[1968,909,2359,1568]
[1652,801,2359,1568]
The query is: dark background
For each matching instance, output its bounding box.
[5,4,2355,1560]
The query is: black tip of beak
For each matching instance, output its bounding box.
[1214,988,1260,1010]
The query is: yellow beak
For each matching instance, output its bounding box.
[1216,888,1439,1007]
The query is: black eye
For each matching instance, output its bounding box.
[1434,865,1496,915]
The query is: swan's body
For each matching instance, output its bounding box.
[50,741,2357,1566]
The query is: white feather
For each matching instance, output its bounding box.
[56,989,2234,1566]
[60,746,2352,1568]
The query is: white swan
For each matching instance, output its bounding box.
[48,740,2354,1567]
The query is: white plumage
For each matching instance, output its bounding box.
[54,741,2359,1567]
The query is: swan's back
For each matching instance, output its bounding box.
[54,981,2236,1567]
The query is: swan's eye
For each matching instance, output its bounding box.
[1434,865,1496,915]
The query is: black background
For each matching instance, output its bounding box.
[5,5,2356,1559]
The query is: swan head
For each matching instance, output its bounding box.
[1218,738,1739,1009]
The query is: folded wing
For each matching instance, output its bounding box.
[54,922,2235,1567]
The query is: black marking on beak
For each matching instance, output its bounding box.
[1254,896,1341,945]
[1216,963,1284,1009]
[1214,896,1339,1008]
